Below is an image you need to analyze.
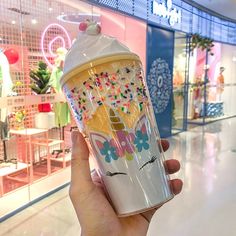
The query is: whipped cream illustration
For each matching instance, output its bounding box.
[63,21,132,75]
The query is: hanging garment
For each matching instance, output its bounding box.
[50,67,70,127]
[0,52,13,139]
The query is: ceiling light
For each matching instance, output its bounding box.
[57,13,100,24]
[11,20,16,25]
[31,19,38,24]
[49,7,53,12]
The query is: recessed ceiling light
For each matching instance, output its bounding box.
[49,7,53,12]
[31,19,38,24]
[11,20,16,24]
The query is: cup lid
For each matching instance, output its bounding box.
[61,20,139,87]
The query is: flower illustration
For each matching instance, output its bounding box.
[100,141,118,163]
[134,130,149,152]
[110,131,135,159]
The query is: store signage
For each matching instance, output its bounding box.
[0,94,65,109]
[151,0,181,26]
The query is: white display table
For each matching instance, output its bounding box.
[9,128,65,182]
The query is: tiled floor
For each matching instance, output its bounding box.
[1,118,236,236]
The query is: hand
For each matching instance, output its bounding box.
[70,131,183,236]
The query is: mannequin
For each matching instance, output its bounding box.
[216,66,225,101]
[50,47,71,140]
[0,51,14,163]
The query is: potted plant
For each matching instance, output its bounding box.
[29,61,52,112]
[30,61,55,129]
[190,33,214,56]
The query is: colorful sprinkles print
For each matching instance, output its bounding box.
[65,65,148,123]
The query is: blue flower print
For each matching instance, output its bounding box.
[134,130,149,152]
[100,141,118,163]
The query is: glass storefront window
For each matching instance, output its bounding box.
[172,32,189,134]
[188,42,236,125]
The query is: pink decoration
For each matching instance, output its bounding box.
[141,123,147,134]
[41,23,72,69]
[110,131,135,157]
[38,103,51,112]
[4,48,19,64]
[96,140,104,149]
[79,22,88,31]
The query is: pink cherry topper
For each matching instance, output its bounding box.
[79,20,101,35]
[79,22,88,31]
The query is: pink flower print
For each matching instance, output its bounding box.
[110,131,135,158]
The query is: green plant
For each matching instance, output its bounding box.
[190,33,214,56]
[29,61,51,94]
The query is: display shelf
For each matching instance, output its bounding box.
[10,128,49,182]
[50,153,71,163]
[9,128,69,179]
[0,94,66,109]
[0,162,29,197]
[29,139,64,147]
[0,162,28,177]
[10,128,48,136]
[51,153,71,168]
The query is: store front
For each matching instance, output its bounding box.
[187,41,236,125]
[172,32,189,134]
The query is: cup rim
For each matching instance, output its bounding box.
[60,53,140,87]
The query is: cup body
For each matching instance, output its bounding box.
[61,54,173,216]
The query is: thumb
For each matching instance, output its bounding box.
[70,131,94,198]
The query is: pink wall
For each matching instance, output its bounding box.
[194,43,221,82]
[100,9,146,70]
[207,42,221,82]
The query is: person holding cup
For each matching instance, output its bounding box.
[70,130,182,236]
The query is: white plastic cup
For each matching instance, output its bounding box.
[61,53,173,216]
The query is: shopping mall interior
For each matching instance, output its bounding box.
[0,0,236,235]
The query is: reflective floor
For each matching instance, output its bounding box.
[1,118,236,236]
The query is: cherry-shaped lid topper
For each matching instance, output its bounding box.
[79,20,101,35]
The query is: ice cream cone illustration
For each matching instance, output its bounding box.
[109,108,125,131]
[109,108,134,160]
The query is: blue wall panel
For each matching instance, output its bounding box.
[133,0,147,19]
[118,0,133,15]
[146,26,174,138]
[98,0,117,8]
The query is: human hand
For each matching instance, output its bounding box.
[70,131,183,236]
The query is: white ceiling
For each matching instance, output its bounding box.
[190,0,236,21]
[0,0,235,29]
